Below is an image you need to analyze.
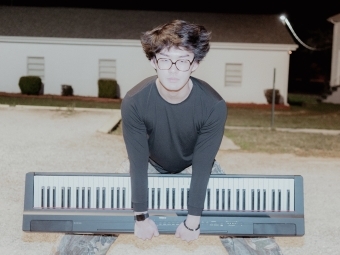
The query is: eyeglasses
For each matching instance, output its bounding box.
[155,58,195,72]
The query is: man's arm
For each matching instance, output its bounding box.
[121,96,159,239]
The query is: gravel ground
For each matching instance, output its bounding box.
[1,106,339,255]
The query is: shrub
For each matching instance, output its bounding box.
[264,89,283,104]
[18,76,42,95]
[61,85,74,96]
[98,79,117,98]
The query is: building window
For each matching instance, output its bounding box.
[27,57,45,81]
[99,59,116,79]
[225,63,242,86]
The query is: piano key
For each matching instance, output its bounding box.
[236,189,240,210]
[227,189,231,210]
[96,187,100,209]
[61,187,65,208]
[216,189,219,210]
[151,188,155,209]
[242,189,246,211]
[46,186,50,208]
[251,189,255,211]
[53,186,56,208]
[206,188,211,210]
[172,188,176,209]
[76,187,79,209]
[122,188,126,209]
[116,188,120,209]
[41,186,45,208]
[278,189,281,211]
[82,187,85,209]
[87,187,91,208]
[271,189,275,211]
[222,189,225,210]
[157,188,161,209]
[67,187,71,208]
[110,187,114,209]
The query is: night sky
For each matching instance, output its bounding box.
[2,0,340,93]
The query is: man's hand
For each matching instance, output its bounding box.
[175,215,201,242]
[134,218,159,240]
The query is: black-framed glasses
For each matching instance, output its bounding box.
[155,58,195,72]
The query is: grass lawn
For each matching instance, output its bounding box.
[1,92,340,157]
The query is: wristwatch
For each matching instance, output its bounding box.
[134,213,149,221]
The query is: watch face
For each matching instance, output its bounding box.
[135,213,149,221]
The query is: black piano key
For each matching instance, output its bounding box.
[166,188,169,209]
[82,187,85,209]
[76,187,79,209]
[287,190,290,211]
[216,189,219,210]
[236,189,240,210]
[187,188,190,207]
[207,189,211,210]
[116,188,120,208]
[263,189,266,210]
[102,187,106,209]
[61,187,65,208]
[257,189,260,211]
[172,188,175,209]
[151,188,155,209]
[242,189,246,211]
[227,189,231,210]
[96,187,100,209]
[47,186,50,208]
[272,189,275,211]
[41,186,44,208]
[278,189,281,211]
[181,188,184,209]
[122,188,125,209]
[87,187,91,208]
[67,187,71,208]
[222,189,225,210]
[157,188,161,209]
[251,189,254,211]
[53,186,56,208]
[111,187,114,209]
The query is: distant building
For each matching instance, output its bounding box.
[0,6,298,105]
[322,13,340,104]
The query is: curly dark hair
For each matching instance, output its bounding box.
[140,20,211,62]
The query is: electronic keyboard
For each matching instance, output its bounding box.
[22,172,304,236]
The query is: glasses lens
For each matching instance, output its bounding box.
[175,60,190,71]
[157,59,171,70]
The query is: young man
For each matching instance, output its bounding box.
[121,19,227,241]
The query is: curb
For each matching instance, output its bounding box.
[225,126,340,135]
[0,104,118,113]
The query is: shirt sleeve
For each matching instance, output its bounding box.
[121,96,149,212]
[187,100,228,215]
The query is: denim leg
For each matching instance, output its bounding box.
[55,234,117,255]
[220,236,283,255]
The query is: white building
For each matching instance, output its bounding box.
[322,13,340,104]
[0,7,298,105]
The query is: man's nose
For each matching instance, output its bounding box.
[169,62,178,72]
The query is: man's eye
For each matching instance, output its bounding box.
[178,60,187,63]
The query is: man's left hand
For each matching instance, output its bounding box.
[175,215,200,242]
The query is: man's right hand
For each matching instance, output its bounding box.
[134,218,159,240]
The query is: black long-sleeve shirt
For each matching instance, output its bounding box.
[121,75,227,216]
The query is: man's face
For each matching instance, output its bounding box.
[150,47,199,92]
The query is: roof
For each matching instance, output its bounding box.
[0,6,295,44]
[328,13,340,24]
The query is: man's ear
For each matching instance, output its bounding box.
[191,61,200,73]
